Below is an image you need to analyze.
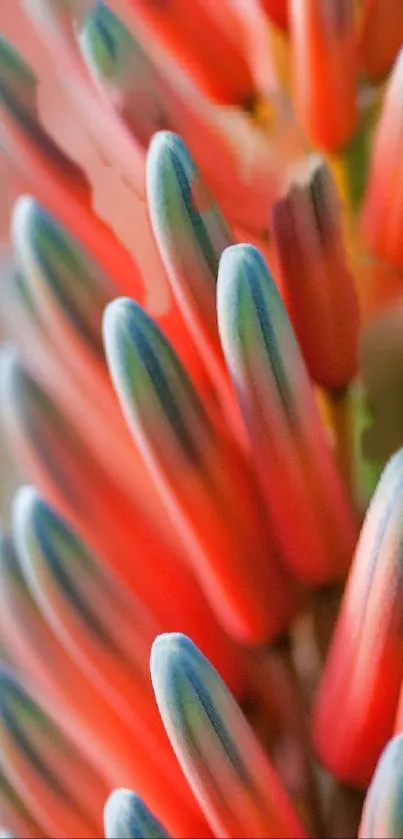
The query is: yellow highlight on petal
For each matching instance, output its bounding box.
[269,25,290,94]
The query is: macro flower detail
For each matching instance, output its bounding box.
[1,2,403,839]
[104,295,296,642]
[216,243,357,584]
[271,159,360,391]
[151,632,307,839]
[313,449,403,786]
[358,734,403,839]
[104,788,172,839]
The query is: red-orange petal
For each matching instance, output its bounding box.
[289,0,358,152]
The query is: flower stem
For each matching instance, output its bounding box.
[248,637,326,837]
[326,782,364,839]
[329,87,381,220]
[327,385,356,505]
[312,584,343,661]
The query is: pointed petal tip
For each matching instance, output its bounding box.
[148,130,231,315]
[149,130,183,156]
[217,242,276,341]
[104,294,207,468]
[12,195,55,262]
[147,132,198,221]
[219,241,267,270]
[12,193,39,230]
[103,295,135,326]
[12,484,42,537]
[104,788,171,839]
[150,634,201,704]
[78,0,123,81]
[150,632,191,675]
[148,131,188,167]
[151,631,306,838]
[218,243,270,294]
[147,131,184,191]
[103,295,168,361]
[102,296,141,355]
